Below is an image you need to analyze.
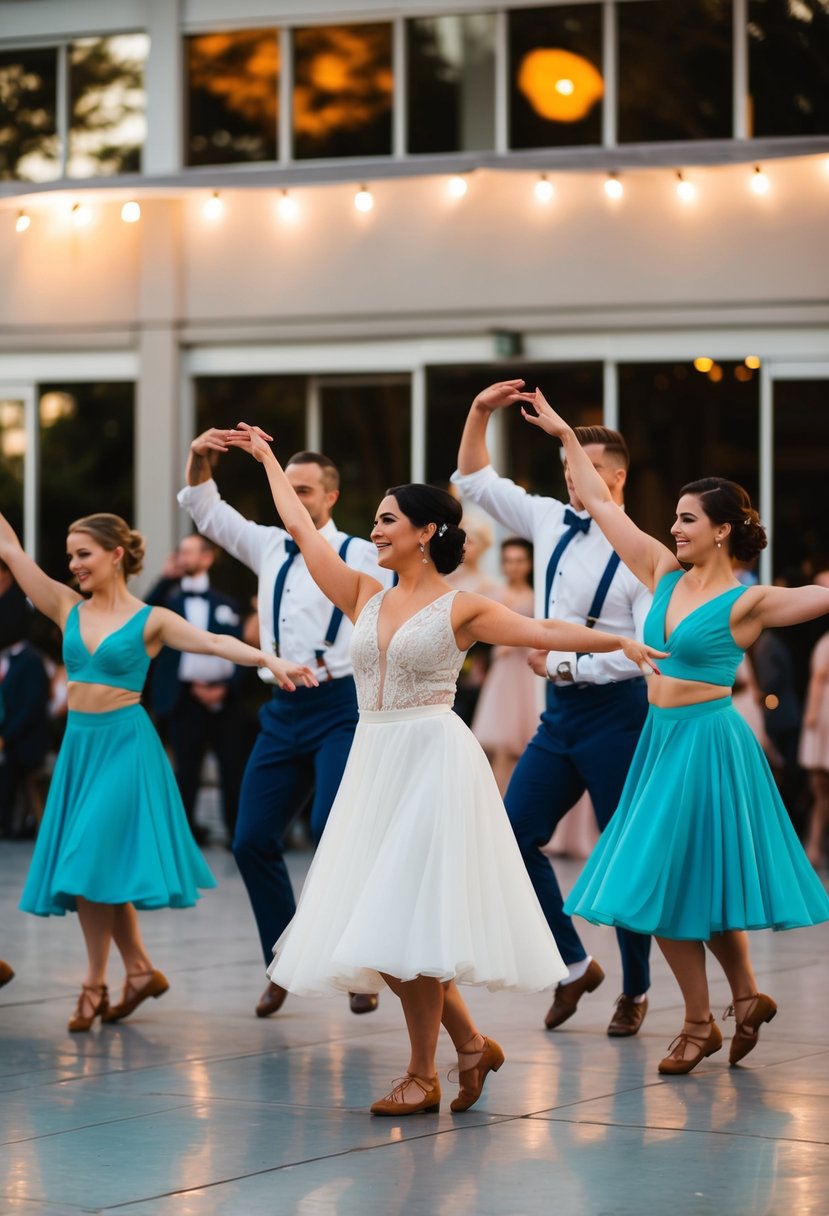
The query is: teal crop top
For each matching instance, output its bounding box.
[643,570,747,687]
[64,602,153,693]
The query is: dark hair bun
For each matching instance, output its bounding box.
[385,484,466,575]
[732,508,767,563]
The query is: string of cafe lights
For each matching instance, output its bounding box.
[10,157,829,232]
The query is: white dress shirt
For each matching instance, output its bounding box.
[176,573,237,685]
[177,479,389,683]
[450,465,651,685]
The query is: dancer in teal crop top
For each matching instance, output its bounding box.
[523,388,829,1080]
[1,507,317,1034]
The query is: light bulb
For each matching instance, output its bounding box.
[604,174,623,200]
[15,211,30,233]
[750,166,770,195]
[693,357,714,373]
[555,78,575,96]
[745,355,761,370]
[121,200,141,223]
[276,190,298,221]
[354,185,374,213]
[448,175,468,199]
[535,175,554,203]
[71,202,91,227]
[203,192,223,220]
[675,172,696,202]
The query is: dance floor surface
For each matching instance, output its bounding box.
[2,842,829,1216]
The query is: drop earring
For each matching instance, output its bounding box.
[420,543,428,564]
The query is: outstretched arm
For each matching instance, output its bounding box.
[735,584,829,646]
[228,424,382,621]
[457,380,534,474]
[453,594,667,675]
[521,389,676,592]
[148,608,318,692]
[0,513,78,627]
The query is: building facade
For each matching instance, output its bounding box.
[1,0,828,592]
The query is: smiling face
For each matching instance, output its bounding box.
[66,531,123,592]
[371,495,432,570]
[671,494,728,563]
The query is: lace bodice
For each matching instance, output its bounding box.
[351,590,467,711]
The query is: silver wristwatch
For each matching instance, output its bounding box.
[555,660,575,683]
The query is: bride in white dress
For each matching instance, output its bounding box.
[230,409,664,1118]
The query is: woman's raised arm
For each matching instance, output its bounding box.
[521,389,676,592]
[228,423,382,621]
[0,512,78,627]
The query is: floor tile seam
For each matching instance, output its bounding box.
[498,1079,667,1118]
[535,1114,829,1146]
[96,1115,527,1210]
[0,1100,201,1147]
[0,1188,92,1214]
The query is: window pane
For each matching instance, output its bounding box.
[749,0,829,136]
[772,379,829,582]
[426,364,602,496]
[509,5,603,150]
[38,384,134,580]
[0,399,26,538]
[67,35,148,177]
[293,24,392,159]
[0,47,58,181]
[618,0,732,143]
[618,361,759,549]
[320,381,410,538]
[194,375,306,602]
[186,29,279,166]
[407,14,496,154]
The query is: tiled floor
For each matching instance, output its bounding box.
[3,841,829,1215]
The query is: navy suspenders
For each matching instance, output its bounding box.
[315,537,353,667]
[585,552,622,628]
[271,534,354,667]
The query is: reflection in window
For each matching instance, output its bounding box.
[67,35,148,177]
[773,380,829,581]
[749,0,829,136]
[509,6,603,149]
[618,0,732,143]
[320,382,410,538]
[0,48,58,181]
[618,362,759,549]
[195,376,306,601]
[293,24,392,159]
[426,364,601,495]
[407,14,496,154]
[0,399,25,539]
[38,384,134,581]
[186,30,278,166]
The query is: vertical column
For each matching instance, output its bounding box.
[758,363,773,585]
[733,0,749,140]
[601,0,617,149]
[135,198,183,591]
[410,366,425,483]
[144,0,183,175]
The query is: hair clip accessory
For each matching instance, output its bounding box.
[437,523,448,537]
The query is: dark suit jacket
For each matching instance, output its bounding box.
[145,578,244,717]
[0,645,51,768]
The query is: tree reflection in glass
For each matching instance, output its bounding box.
[68,35,148,177]
[407,14,496,154]
[0,48,59,181]
[749,0,829,136]
[186,29,278,166]
[293,24,392,160]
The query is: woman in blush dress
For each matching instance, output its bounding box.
[472,537,538,794]
[228,421,665,1118]
[1,509,315,1032]
[522,389,829,1076]
[799,630,829,867]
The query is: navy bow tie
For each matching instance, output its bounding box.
[182,589,210,599]
[563,508,590,534]
[284,539,300,557]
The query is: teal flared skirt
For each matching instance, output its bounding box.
[20,705,216,917]
[564,698,829,940]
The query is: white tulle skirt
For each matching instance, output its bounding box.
[268,704,566,996]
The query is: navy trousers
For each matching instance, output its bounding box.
[232,676,358,964]
[505,679,651,996]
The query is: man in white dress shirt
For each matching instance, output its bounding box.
[179,432,389,1017]
[452,381,653,1037]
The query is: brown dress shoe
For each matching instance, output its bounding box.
[68,984,109,1033]
[449,1036,505,1112]
[607,993,649,1037]
[102,969,169,1024]
[255,981,288,1018]
[0,960,14,988]
[725,993,777,1065]
[545,958,605,1029]
[349,992,379,1015]
[371,1074,441,1116]
[658,1016,722,1075]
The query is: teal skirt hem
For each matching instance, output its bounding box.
[20,705,216,917]
[564,698,829,940]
